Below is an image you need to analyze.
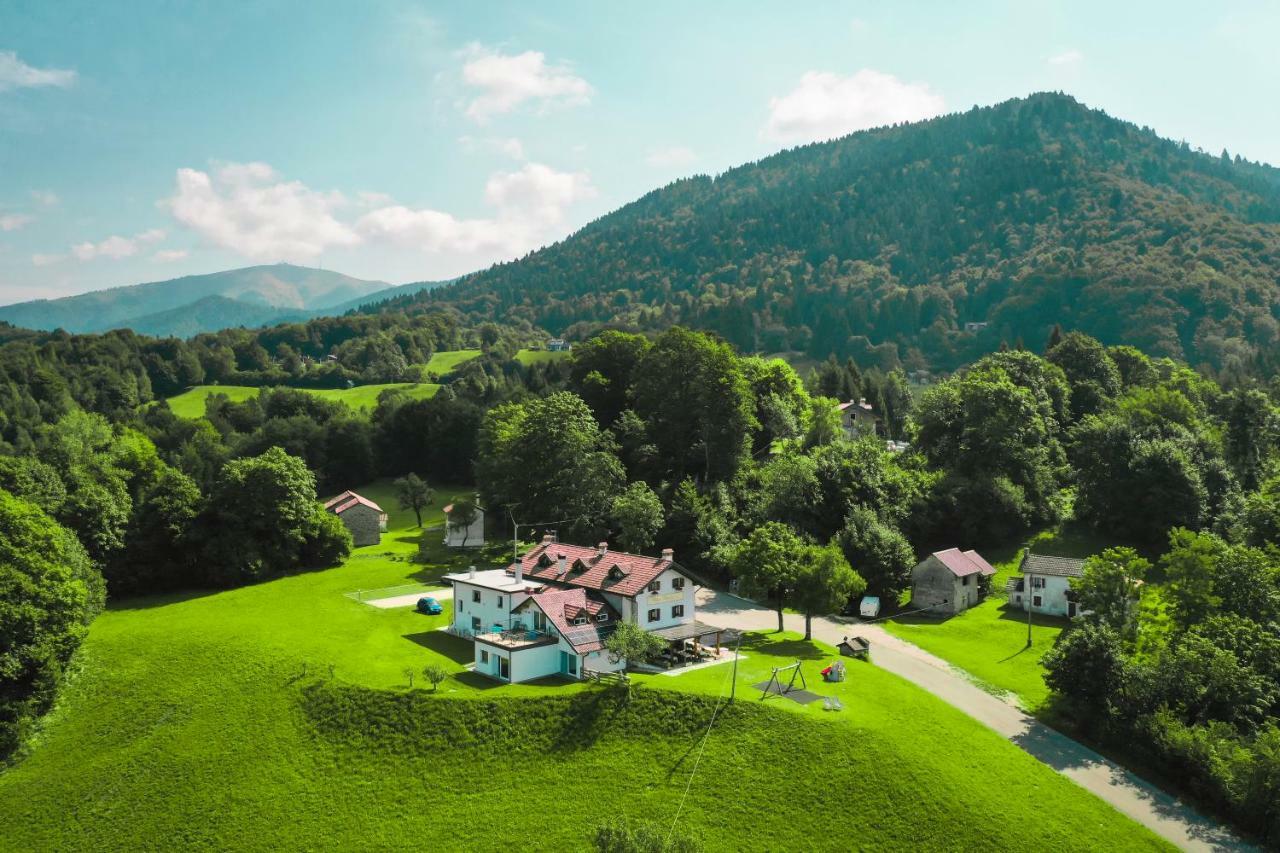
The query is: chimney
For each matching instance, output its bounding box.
[597,541,608,557]
[661,548,674,561]
[468,564,476,579]
[557,552,567,575]
[541,534,553,544]
[514,559,522,585]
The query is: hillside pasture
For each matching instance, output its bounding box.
[0,491,1166,851]
[165,381,440,419]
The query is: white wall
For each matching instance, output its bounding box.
[631,568,696,629]
[1016,574,1073,617]
[444,511,485,547]
[451,580,527,635]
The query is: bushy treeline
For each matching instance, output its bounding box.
[1044,535,1280,844]
[401,93,1280,379]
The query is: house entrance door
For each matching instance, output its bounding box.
[498,656,510,680]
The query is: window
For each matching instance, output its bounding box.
[1032,595,1043,608]
[671,577,685,591]
[672,605,685,618]
[647,608,660,623]
[596,612,608,622]
[1031,576,1046,589]
[534,611,547,632]
[573,616,587,626]
[472,590,481,604]
[471,616,481,632]
[962,575,971,586]
[497,596,504,609]
[648,580,661,594]
[479,650,489,664]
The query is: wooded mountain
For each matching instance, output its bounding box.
[0,264,389,337]
[402,93,1280,375]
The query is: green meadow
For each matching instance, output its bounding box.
[0,490,1168,851]
[165,381,441,419]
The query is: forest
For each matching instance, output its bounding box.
[380,93,1280,382]
[1,309,1279,841]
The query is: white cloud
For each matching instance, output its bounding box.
[645,146,697,168]
[0,213,32,231]
[30,190,59,207]
[31,253,63,267]
[0,50,76,92]
[460,44,592,122]
[458,134,527,160]
[357,161,595,255]
[152,249,189,262]
[70,228,165,261]
[764,68,945,144]
[164,162,360,261]
[1048,49,1084,67]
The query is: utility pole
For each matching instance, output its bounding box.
[1022,545,1033,648]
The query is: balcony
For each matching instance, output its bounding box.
[474,626,558,650]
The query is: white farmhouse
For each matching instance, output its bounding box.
[1006,553,1086,618]
[442,537,726,683]
[443,501,485,548]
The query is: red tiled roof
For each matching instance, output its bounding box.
[961,550,997,576]
[931,548,995,578]
[514,541,679,598]
[514,587,619,653]
[324,490,384,514]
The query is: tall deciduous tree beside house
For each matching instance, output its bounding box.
[731,521,805,632]
[1073,547,1149,640]
[395,472,434,528]
[609,481,664,554]
[791,543,865,640]
[447,496,480,547]
[477,391,625,541]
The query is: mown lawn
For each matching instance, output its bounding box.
[0,504,1168,851]
[165,381,440,418]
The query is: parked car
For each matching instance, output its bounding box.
[416,596,443,615]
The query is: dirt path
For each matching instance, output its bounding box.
[697,588,1253,852]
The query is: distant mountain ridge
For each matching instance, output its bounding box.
[0,264,391,337]
[402,92,1280,373]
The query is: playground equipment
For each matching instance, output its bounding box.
[821,661,846,682]
[758,660,807,700]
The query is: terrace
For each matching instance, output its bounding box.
[474,626,559,651]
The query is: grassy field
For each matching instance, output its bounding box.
[0,499,1167,851]
[420,348,481,376]
[514,348,570,366]
[883,524,1116,709]
[165,382,441,419]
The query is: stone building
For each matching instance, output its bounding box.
[324,490,387,547]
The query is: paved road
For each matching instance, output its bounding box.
[697,588,1253,852]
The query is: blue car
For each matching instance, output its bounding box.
[416,596,443,615]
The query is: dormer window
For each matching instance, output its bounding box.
[608,565,625,580]
[571,558,588,574]
[596,612,608,623]
[537,552,553,567]
[573,616,588,626]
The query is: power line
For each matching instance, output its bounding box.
[664,631,741,846]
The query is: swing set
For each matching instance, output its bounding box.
[758,660,807,700]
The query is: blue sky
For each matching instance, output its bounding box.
[1,0,1277,303]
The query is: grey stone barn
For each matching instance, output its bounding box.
[324,490,388,547]
[911,548,997,615]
